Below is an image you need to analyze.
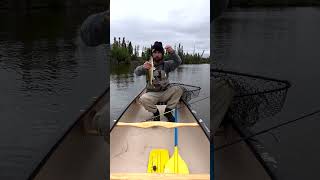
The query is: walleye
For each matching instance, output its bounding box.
[147,56,155,86]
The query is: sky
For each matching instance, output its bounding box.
[110,0,210,57]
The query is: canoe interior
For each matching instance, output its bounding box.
[110,93,210,175]
[214,125,272,180]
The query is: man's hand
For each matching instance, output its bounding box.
[143,61,152,70]
[165,45,174,54]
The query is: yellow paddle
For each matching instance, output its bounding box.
[147,149,169,173]
[164,108,189,174]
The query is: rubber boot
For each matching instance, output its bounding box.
[164,108,175,122]
[152,109,160,121]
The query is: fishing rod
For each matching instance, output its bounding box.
[214,108,320,151]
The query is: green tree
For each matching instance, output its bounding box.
[121,37,126,48]
[111,46,130,64]
[113,37,119,48]
[136,45,140,56]
[111,38,209,64]
[128,41,133,55]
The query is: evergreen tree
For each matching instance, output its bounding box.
[110,38,209,64]
[136,45,140,56]
[121,37,126,48]
[113,37,117,46]
[133,45,137,56]
[128,41,133,55]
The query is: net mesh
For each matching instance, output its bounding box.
[169,83,201,103]
[211,69,291,127]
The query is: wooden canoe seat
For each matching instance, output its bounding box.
[110,173,210,180]
[117,121,199,128]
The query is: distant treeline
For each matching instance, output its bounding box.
[230,0,320,6]
[111,37,209,65]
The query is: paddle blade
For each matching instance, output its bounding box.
[147,149,169,173]
[164,147,189,174]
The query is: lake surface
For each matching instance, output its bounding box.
[0,9,107,179]
[213,7,320,180]
[110,64,210,128]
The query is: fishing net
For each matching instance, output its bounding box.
[211,69,291,127]
[169,83,201,103]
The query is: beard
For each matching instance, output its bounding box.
[153,55,162,62]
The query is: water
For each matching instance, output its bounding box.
[0,9,107,179]
[213,7,320,180]
[110,64,210,128]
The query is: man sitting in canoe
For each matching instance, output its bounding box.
[134,41,183,122]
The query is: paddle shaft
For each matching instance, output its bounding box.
[175,107,178,146]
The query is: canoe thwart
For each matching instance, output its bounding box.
[116,121,199,128]
[110,173,210,180]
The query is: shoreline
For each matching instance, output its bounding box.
[110,63,210,75]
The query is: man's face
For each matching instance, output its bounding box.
[152,51,163,62]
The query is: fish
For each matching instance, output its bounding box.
[147,56,155,86]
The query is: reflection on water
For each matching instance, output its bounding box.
[213,7,320,179]
[110,64,210,128]
[0,40,77,95]
[0,9,106,179]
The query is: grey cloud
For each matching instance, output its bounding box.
[111,10,209,56]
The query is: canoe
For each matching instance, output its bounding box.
[31,88,109,180]
[110,89,210,179]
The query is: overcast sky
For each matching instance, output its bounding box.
[110,0,210,57]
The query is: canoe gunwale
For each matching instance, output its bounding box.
[181,98,210,140]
